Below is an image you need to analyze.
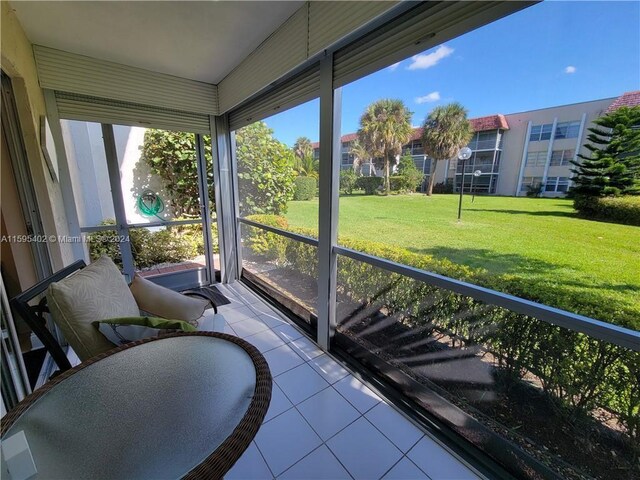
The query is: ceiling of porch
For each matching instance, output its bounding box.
[11,1,304,84]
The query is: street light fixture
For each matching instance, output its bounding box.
[457,147,472,221]
[471,169,482,203]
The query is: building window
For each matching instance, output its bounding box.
[549,149,575,166]
[554,121,580,139]
[467,131,498,150]
[526,151,547,167]
[529,123,553,141]
[342,153,354,165]
[545,176,570,192]
[520,176,543,192]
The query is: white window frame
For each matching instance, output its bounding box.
[529,123,553,142]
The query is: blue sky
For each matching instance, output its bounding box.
[263,1,640,146]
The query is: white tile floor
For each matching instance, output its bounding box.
[214,282,482,480]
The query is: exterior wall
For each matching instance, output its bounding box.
[302,97,621,196]
[1,1,73,271]
[499,98,615,197]
[62,121,179,227]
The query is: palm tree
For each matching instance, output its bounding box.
[358,99,413,194]
[349,140,370,175]
[292,136,313,170]
[421,102,474,196]
[299,154,319,178]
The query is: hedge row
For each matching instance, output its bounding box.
[574,195,640,226]
[242,214,640,446]
[293,176,317,201]
[339,173,423,196]
[357,176,383,194]
[88,221,217,269]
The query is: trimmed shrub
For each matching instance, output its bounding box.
[574,194,640,226]
[390,173,423,193]
[433,181,454,194]
[293,176,317,201]
[243,214,289,262]
[340,170,358,195]
[526,182,544,198]
[357,176,383,195]
[88,220,214,269]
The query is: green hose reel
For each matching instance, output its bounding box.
[137,190,165,220]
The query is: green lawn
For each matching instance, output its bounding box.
[285,194,640,328]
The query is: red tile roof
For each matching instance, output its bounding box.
[606,91,640,113]
[341,133,358,143]
[311,114,509,147]
[470,114,509,131]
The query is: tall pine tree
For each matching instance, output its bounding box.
[570,106,640,197]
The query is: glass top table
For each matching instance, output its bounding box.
[1,333,272,479]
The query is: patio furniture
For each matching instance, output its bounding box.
[9,259,224,373]
[1,332,272,479]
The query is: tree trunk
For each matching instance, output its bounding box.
[426,159,438,195]
[384,156,390,194]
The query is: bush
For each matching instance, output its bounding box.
[293,176,317,201]
[242,214,289,262]
[87,220,212,270]
[574,194,640,226]
[526,182,544,198]
[393,154,424,193]
[140,130,214,218]
[390,173,423,193]
[236,122,296,215]
[433,181,454,194]
[356,176,383,195]
[340,170,358,195]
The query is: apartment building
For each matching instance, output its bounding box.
[316,91,639,197]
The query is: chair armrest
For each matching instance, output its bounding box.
[182,291,218,314]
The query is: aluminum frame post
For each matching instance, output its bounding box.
[210,115,240,283]
[317,53,341,351]
[195,134,216,285]
[101,124,135,280]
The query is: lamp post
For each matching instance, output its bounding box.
[471,169,482,203]
[457,147,472,221]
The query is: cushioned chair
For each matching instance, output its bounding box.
[10,257,225,373]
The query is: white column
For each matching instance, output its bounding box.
[541,118,559,192]
[569,113,588,187]
[515,121,533,196]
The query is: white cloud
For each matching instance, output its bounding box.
[407,45,454,70]
[387,62,401,72]
[415,91,441,104]
[564,65,576,74]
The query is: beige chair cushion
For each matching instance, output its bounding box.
[47,256,140,361]
[129,274,208,323]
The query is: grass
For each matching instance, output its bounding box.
[285,193,640,328]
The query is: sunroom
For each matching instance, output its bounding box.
[1,1,639,479]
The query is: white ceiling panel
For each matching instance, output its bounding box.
[11,1,304,84]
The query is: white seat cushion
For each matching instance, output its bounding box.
[195,308,226,333]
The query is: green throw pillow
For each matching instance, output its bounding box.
[94,316,196,347]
